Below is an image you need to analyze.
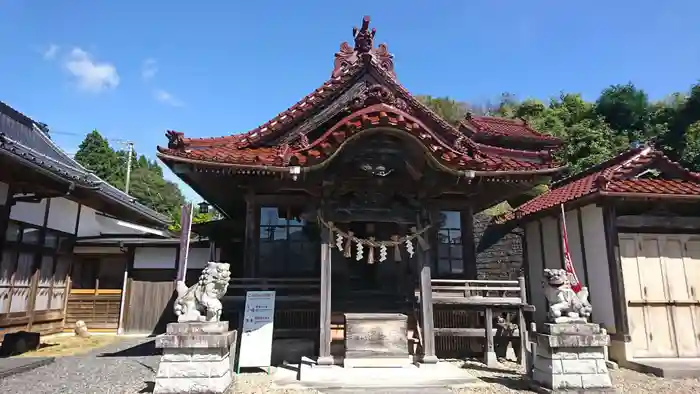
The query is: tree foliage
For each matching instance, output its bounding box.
[74,130,187,223]
[167,205,217,233]
[419,83,700,176]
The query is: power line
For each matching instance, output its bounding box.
[49,129,134,146]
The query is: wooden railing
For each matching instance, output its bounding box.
[223,278,320,339]
[426,278,526,305]
[425,277,531,367]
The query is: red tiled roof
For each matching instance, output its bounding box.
[504,147,700,221]
[461,116,562,144]
[167,61,365,151]
[604,179,700,195]
[160,104,561,172]
[157,17,563,176]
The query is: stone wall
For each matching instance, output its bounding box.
[473,212,523,280]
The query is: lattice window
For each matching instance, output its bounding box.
[258,207,319,277]
[436,211,464,276]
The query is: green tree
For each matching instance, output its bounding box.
[74,131,186,223]
[416,95,469,125]
[168,205,216,233]
[74,130,122,184]
[594,83,651,142]
[128,167,185,219]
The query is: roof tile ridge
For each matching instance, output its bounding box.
[473,142,553,160]
[372,64,475,147]
[551,147,645,188]
[651,150,700,182]
[1,130,93,182]
[607,146,654,179]
[464,115,561,141]
[172,62,364,148]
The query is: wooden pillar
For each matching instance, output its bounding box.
[461,205,477,280]
[243,193,258,277]
[603,203,629,338]
[317,225,333,366]
[517,275,529,369]
[417,213,437,364]
[484,306,498,367]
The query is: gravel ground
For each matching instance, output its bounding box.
[0,337,161,394]
[450,359,700,394]
[1,338,699,394]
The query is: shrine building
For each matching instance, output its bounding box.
[157,16,564,366]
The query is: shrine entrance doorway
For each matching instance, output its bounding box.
[329,220,416,314]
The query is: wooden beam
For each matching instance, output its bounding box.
[317,226,333,366]
[517,276,528,370]
[243,193,258,277]
[484,307,498,367]
[27,198,52,330]
[616,215,700,231]
[417,212,437,364]
[603,204,629,337]
[461,205,477,280]
[434,327,520,337]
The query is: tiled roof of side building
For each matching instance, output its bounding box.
[501,145,700,223]
[460,115,562,145]
[0,101,171,227]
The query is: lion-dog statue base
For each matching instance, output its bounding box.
[153,262,237,394]
[527,269,614,392]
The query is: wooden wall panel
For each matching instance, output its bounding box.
[123,269,176,334]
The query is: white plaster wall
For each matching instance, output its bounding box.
[9,197,47,227]
[0,182,8,204]
[564,209,587,286]
[187,248,210,270]
[133,247,177,269]
[525,220,547,325]
[46,197,79,234]
[77,206,156,237]
[541,216,561,269]
[580,204,616,332]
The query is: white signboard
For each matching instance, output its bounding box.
[237,291,276,370]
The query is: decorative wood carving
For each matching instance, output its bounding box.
[166,130,186,151]
[332,16,396,79]
[349,82,410,113]
[276,143,292,165]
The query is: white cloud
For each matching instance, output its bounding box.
[142,58,158,80]
[154,89,184,107]
[64,48,119,93]
[43,44,59,60]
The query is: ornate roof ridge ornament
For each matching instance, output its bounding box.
[332,16,396,79]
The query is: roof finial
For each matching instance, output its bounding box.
[332,16,395,79]
[353,16,376,53]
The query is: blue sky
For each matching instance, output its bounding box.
[1,1,698,202]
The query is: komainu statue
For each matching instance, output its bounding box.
[542,268,592,323]
[174,262,231,323]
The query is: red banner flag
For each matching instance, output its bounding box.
[560,204,582,293]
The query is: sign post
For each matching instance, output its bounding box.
[237,290,276,374]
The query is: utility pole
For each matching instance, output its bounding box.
[124,141,134,194]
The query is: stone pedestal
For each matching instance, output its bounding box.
[153,322,237,394]
[344,313,411,368]
[531,323,613,392]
